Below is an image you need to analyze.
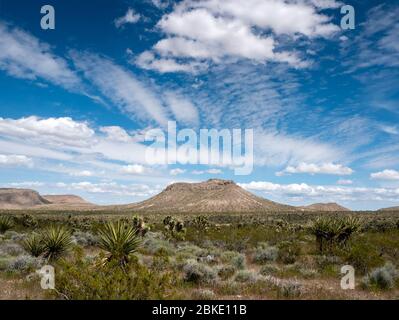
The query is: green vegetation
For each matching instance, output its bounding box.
[0,210,398,300]
[97,220,142,266]
[0,216,14,233]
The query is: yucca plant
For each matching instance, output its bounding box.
[0,215,14,233]
[41,225,72,261]
[310,216,361,253]
[97,220,142,266]
[22,233,45,257]
[132,215,150,237]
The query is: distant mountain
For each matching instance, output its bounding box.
[125,179,295,213]
[0,188,50,209]
[378,206,399,211]
[43,195,91,205]
[298,202,350,212]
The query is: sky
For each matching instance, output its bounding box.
[0,0,398,210]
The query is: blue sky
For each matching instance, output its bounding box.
[0,0,399,210]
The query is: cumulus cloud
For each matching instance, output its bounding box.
[239,181,399,202]
[0,154,33,167]
[277,162,353,176]
[69,170,93,177]
[371,169,399,181]
[0,22,80,90]
[61,181,158,197]
[136,0,339,72]
[114,8,140,28]
[0,116,95,148]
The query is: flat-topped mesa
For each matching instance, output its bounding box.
[0,188,50,209]
[130,179,295,213]
[165,179,235,192]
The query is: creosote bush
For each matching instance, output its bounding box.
[54,250,178,300]
[182,259,217,284]
[363,262,398,290]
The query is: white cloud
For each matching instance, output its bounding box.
[164,91,199,125]
[0,22,80,90]
[121,164,147,174]
[170,168,186,175]
[371,169,399,181]
[0,154,33,167]
[277,162,353,176]
[192,168,222,175]
[0,116,95,148]
[114,8,140,28]
[62,181,158,197]
[239,181,399,202]
[137,0,339,72]
[337,179,353,185]
[255,131,343,167]
[69,170,93,177]
[71,51,170,126]
[100,126,132,142]
[136,50,205,73]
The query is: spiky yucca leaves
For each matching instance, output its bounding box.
[0,215,14,233]
[309,216,361,252]
[97,221,142,266]
[41,225,72,261]
[22,233,45,257]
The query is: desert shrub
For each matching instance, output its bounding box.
[177,244,206,259]
[278,241,301,264]
[54,251,178,300]
[220,251,246,269]
[0,242,25,256]
[163,216,186,241]
[259,264,280,276]
[41,225,72,261]
[151,248,171,272]
[192,289,216,300]
[217,280,241,295]
[182,259,217,284]
[4,230,26,241]
[253,244,278,264]
[234,270,259,283]
[218,265,237,280]
[0,216,14,233]
[276,280,302,298]
[142,232,174,255]
[364,263,398,290]
[71,231,99,247]
[345,241,384,274]
[22,233,45,257]
[6,255,42,273]
[97,221,141,266]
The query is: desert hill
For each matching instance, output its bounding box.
[0,188,51,209]
[299,202,350,212]
[125,179,295,213]
[43,195,91,205]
